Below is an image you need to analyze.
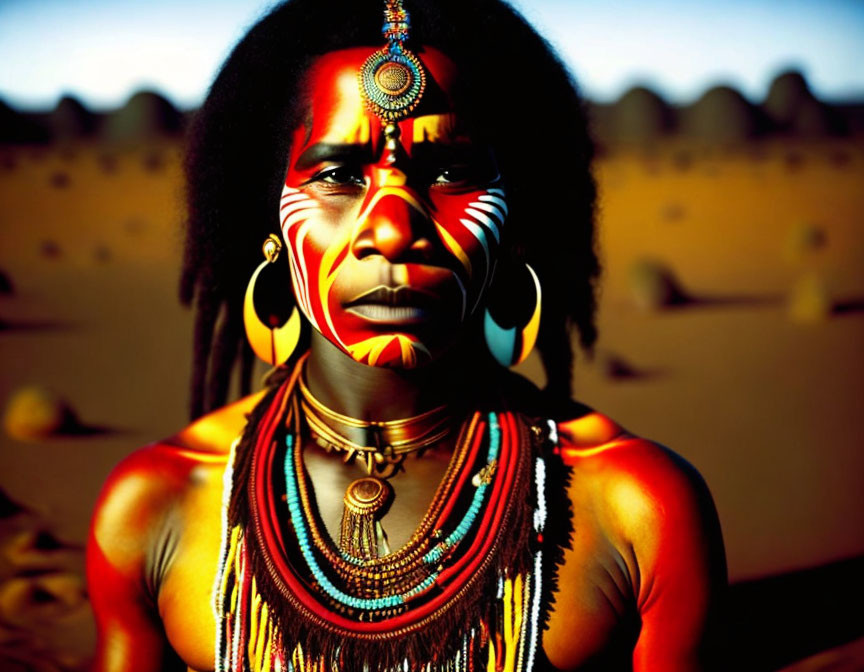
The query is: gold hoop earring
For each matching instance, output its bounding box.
[483,263,542,367]
[243,234,301,366]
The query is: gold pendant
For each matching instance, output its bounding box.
[339,477,393,560]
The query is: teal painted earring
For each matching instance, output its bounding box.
[483,264,542,367]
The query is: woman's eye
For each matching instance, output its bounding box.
[434,167,469,185]
[433,162,499,187]
[314,166,365,186]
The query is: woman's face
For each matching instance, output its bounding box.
[281,47,507,369]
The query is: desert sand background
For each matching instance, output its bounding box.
[1,76,863,669]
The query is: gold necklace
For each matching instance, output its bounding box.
[297,371,460,560]
[293,408,482,595]
[298,372,453,479]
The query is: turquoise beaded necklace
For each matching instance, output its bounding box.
[282,412,502,613]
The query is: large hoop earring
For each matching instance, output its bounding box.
[483,263,542,367]
[243,234,301,366]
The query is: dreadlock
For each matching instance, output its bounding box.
[181,0,599,419]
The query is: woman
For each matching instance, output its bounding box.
[87,1,726,670]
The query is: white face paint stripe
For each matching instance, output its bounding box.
[478,194,509,216]
[278,184,319,326]
[281,201,318,221]
[292,220,318,328]
[280,194,311,208]
[282,220,311,318]
[280,200,317,218]
[459,219,490,263]
[282,205,319,230]
[282,218,315,324]
[468,201,505,225]
[459,218,491,301]
[464,208,501,243]
[465,188,506,314]
[286,239,307,311]
[286,246,311,317]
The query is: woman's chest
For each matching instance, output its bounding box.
[157,468,223,671]
[542,538,640,670]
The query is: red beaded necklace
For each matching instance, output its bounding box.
[214,359,551,672]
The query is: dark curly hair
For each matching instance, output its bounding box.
[181,0,599,419]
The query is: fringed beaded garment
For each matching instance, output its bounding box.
[213,364,558,672]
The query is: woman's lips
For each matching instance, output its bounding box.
[344,286,440,324]
[346,304,429,322]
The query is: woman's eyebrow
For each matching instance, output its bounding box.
[411,143,489,164]
[294,143,373,170]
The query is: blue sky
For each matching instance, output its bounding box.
[1,0,863,109]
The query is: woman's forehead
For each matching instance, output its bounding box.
[298,46,461,148]
[305,45,457,96]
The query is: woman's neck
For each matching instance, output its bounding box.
[304,332,476,421]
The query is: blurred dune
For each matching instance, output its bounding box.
[608,86,674,145]
[588,69,864,149]
[1,89,185,146]
[764,72,845,138]
[0,488,91,671]
[102,91,184,143]
[49,97,97,143]
[682,85,760,144]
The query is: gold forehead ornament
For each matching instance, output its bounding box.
[359,0,427,128]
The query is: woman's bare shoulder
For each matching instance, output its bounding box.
[169,389,268,454]
[555,408,723,578]
[94,389,266,513]
[89,391,267,562]
[557,409,713,522]
[496,371,710,526]
[557,409,710,503]
[495,370,709,515]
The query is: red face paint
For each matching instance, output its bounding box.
[280,47,507,368]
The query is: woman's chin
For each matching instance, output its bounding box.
[337,331,434,369]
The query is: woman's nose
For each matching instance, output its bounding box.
[351,192,434,263]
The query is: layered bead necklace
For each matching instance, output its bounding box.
[298,372,456,561]
[213,359,556,672]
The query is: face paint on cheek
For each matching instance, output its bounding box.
[280,185,322,329]
[317,232,353,349]
[338,178,434,368]
[429,186,508,316]
[281,182,432,369]
[281,183,357,351]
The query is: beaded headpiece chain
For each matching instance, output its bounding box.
[359,0,427,132]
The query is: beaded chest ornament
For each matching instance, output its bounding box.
[213,359,556,671]
[298,370,455,559]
